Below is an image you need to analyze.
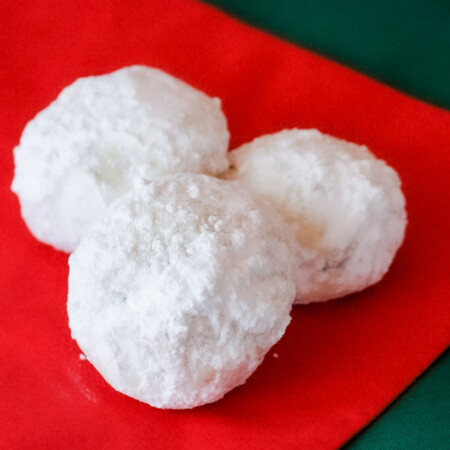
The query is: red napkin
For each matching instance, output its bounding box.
[0,1,449,448]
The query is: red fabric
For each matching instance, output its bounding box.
[0,1,449,448]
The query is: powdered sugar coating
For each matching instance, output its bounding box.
[68,174,295,409]
[223,129,407,304]
[11,66,230,252]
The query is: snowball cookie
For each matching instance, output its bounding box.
[68,174,296,409]
[223,129,407,304]
[11,65,230,252]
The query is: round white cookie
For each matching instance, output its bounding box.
[11,65,230,252]
[223,129,407,304]
[68,174,295,409]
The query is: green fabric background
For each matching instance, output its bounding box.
[346,351,450,449]
[205,1,450,447]
[206,0,450,109]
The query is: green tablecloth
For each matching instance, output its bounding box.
[206,1,450,447]
[206,0,450,109]
[347,352,450,449]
